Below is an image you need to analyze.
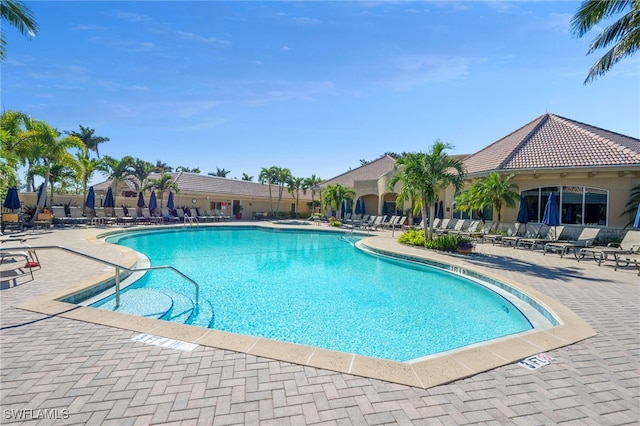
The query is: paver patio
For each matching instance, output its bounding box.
[1,225,638,425]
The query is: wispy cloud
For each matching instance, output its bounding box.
[381,54,482,90]
[176,31,231,46]
[292,16,322,25]
[113,11,153,23]
[546,12,573,34]
[72,24,109,31]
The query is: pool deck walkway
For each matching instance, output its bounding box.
[1,224,638,424]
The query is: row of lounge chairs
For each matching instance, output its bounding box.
[342,214,408,230]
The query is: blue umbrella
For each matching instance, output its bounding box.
[341,199,347,219]
[148,190,158,213]
[436,200,444,220]
[85,186,95,209]
[36,183,47,208]
[542,192,560,241]
[516,195,529,233]
[167,191,175,210]
[360,199,365,215]
[103,187,115,208]
[633,202,640,228]
[382,202,388,216]
[137,192,146,208]
[355,199,362,215]
[3,187,20,211]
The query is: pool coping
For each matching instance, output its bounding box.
[13,222,596,389]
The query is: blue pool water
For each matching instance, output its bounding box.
[98,227,533,361]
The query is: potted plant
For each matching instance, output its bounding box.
[235,205,244,219]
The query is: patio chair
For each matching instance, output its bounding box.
[613,252,640,276]
[517,226,565,250]
[113,207,135,226]
[450,220,477,236]
[499,223,538,247]
[466,221,493,241]
[142,208,162,224]
[33,212,53,232]
[161,208,180,223]
[578,230,640,265]
[68,206,89,226]
[0,246,40,280]
[543,227,601,258]
[1,213,25,233]
[434,219,451,235]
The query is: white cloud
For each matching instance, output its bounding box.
[381,54,482,90]
[113,11,153,23]
[281,46,291,51]
[176,31,231,46]
[72,24,109,31]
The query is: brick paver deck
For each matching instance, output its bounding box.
[1,225,638,424]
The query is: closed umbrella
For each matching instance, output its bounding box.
[148,190,158,214]
[360,199,365,215]
[36,183,47,208]
[167,191,175,210]
[104,187,115,208]
[137,192,145,208]
[634,202,640,228]
[341,199,347,219]
[355,199,362,215]
[85,186,95,210]
[516,195,529,234]
[542,192,560,241]
[3,187,21,212]
[436,200,444,220]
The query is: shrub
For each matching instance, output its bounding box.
[398,228,426,246]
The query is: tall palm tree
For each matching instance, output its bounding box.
[259,166,278,215]
[475,172,520,224]
[571,0,640,84]
[32,162,77,204]
[146,172,179,208]
[65,125,110,158]
[391,141,465,242]
[303,174,323,214]
[19,119,85,221]
[155,160,173,172]
[99,155,135,208]
[287,176,305,217]
[0,0,38,61]
[273,167,292,217]
[74,152,103,212]
[0,110,29,192]
[322,184,356,219]
[208,167,230,177]
[131,158,158,195]
[176,165,201,173]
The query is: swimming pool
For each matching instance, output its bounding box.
[96,227,537,361]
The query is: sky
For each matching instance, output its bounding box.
[3,1,639,185]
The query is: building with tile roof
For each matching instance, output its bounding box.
[320,113,639,229]
[93,171,314,220]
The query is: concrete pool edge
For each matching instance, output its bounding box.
[12,223,597,389]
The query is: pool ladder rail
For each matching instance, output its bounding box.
[0,245,200,308]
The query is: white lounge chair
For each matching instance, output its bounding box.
[544,227,601,258]
[579,230,640,265]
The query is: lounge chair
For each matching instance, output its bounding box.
[50,206,73,227]
[613,252,640,276]
[450,220,477,236]
[176,208,198,225]
[113,207,135,225]
[579,230,640,265]
[0,246,39,280]
[1,213,25,233]
[466,221,493,241]
[371,215,387,230]
[161,208,180,223]
[33,213,53,232]
[543,227,601,258]
[434,219,451,235]
[68,206,89,226]
[142,208,162,224]
[499,223,537,247]
[517,226,565,250]
[384,216,406,230]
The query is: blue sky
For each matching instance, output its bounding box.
[3,1,639,184]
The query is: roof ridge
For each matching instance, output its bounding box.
[321,154,396,184]
[495,113,550,169]
[549,114,640,161]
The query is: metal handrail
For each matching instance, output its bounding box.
[0,245,199,308]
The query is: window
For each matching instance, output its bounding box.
[521,186,608,226]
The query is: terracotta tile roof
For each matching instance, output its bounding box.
[320,155,397,187]
[463,113,640,175]
[94,172,310,201]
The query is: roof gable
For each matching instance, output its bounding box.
[321,155,397,187]
[463,113,640,174]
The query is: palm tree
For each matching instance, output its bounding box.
[146,172,179,208]
[131,158,158,194]
[287,176,305,217]
[241,173,253,181]
[273,167,292,217]
[208,167,230,177]
[19,119,85,221]
[1,0,38,61]
[621,183,640,227]
[391,141,465,242]
[453,184,486,222]
[176,166,201,173]
[259,166,278,216]
[99,155,135,208]
[65,125,110,158]
[0,110,29,192]
[571,0,640,84]
[32,162,77,204]
[322,184,356,219]
[474,172,520,225]
[74,152,103,212]
[303,174,323,214]
[155,160,173,172]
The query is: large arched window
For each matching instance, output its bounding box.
[521,186,608,226]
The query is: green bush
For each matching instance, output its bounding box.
[398,228,426,246]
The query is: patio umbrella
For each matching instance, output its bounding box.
[85,186,95,209]
[355,199,362,215]
[436,200,444,220]
[516,195,529,234]
[634,202,640,228]
[542,192,560,241]
[3,187,20,212]
[148,190,158,214]
[137,192,146,209]
[36,183,47,208]
[167,191,175,210]
[360,199,365,215]
[382,202,388,216]
[103,187,115,209]
[341,199,347,219]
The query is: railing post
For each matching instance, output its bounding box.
[115,266,120,308]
